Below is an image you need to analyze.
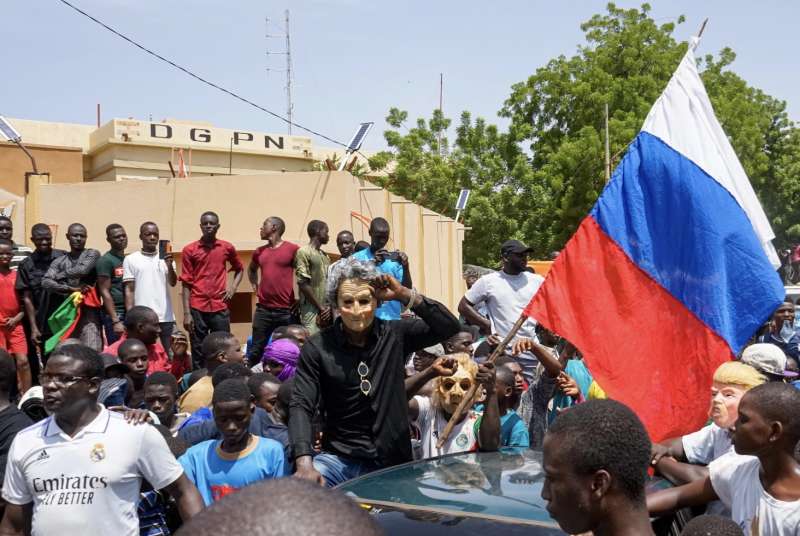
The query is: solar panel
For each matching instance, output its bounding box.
[0,116,22,143]
[346,122,373,151]
[455,189,471,211]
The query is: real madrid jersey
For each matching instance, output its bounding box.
[1,406,184,536]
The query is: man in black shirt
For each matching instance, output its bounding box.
[15,224,66,375]
[290,258,460,486]
[0,349,32,517]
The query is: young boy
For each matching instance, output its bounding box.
[542,399,655,536]
[494,366,529,448]
[118,338,149,408]
[0,240,30,393]
[247,372,281,413]
[178,379,285,505]
[178,331,244,414]
[647,383,800,534]
[144,371,190,435]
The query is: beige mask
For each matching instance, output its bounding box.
[435,353,478,415]
[337,279,377,334]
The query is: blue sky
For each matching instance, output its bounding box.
[3,1,798,151]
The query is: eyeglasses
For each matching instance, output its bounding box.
[40,374,90,387]
[357,361,371,396]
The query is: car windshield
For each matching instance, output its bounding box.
[339,449,556,526]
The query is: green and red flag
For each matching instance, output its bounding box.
[45,288,102,354]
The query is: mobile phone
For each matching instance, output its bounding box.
[384,250,401,262]
[158,240,172,259]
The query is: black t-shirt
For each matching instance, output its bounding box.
[0,404,33,483]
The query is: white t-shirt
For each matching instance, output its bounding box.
[123,250,175,322]
[413,395,480,460]
[464,271,544,340]
[709,454,800,535]
[682,423,733,464]
[2,407,184,536]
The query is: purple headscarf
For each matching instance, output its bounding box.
[261,338,301,381]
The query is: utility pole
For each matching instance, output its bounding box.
[438,73,443,156]
[266,10,294,134]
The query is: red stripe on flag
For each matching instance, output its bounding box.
[525,217,731,442]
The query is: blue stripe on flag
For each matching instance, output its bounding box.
[591,132,784,353]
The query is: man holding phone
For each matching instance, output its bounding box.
[123,221,178,351]
[352,217,412,321]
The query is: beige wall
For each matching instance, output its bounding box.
[0,143,83,197]
[31,172,465,340]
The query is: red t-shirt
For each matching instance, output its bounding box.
[104,334,190,380]
[254,241,299,309]
[0,271,20,322]
[179,239,244,312]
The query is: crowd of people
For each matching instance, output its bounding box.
[0,211,796,535]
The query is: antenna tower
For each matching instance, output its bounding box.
[266,10,294,134]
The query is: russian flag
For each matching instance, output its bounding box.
[525,38,785,442]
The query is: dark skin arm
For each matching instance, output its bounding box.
[20,290,39,345]
[123,280,135,311]
[162,474,204,521]
[647,475,718,516]
[97,276,124,336]
[181,282,193,333]
[247,258,259,291]
[164,253,177,287]
[650,436,687,465]
[0,502,31,536]
[477,363,500,452]
[511,338,563,378]
[298,279,331,324]
[225,269,243,303]
[654,457,710,486]
[458,296,492,335]
[397,251,413,289]
[407,357,457,419]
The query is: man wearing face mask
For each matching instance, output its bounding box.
[406,353,500,459]
[290,258,460,487]
[756,301,800,366]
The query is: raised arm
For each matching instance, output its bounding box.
[476,363,500,452]
[512,338,564,378]
[406,357,456,420]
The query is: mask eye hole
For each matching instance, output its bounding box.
[460,379,472,391]
[441,379,456,391]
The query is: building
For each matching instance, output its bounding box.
[1,117,465,341]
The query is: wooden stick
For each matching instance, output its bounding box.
[436,313,528,448]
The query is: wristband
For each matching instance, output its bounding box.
[402,289,418,314]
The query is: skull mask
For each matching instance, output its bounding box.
[434,353,478,415]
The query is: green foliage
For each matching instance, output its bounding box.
[369,3,800,266]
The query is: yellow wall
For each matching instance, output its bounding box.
[31,172,465,340]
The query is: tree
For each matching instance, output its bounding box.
[370,3,800,265]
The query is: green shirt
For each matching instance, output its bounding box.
[295,245,330,308]
[96,250,125,314]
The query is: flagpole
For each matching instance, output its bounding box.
[436,314,528,449]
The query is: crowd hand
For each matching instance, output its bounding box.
[31,326,42,345]
[294,456,325,486]
[374,249,389,264]
[511,338,535,355]
[476,363,496,394]
[556,372,580,398]
[183,314,194,333]
[223,286,236,303]
[4,317,19,329]
[372,274,409,303]
[317,307,333,328]
[112,319,125,336]
[313,432,323,452]
[650,443,671,466]
[397,251,409,266]
[108,406,153,425]
[80,285,93,295]
[291,299,300,316]
[429,356,458,377]
[486,333,503,349]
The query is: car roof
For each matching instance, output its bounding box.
[338,449,558,528]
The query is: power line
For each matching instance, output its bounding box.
[55,0,348,148]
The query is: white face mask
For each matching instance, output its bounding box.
[780,320,795,343]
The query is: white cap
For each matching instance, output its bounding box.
[18,386,43,409]
[741,343,799,378]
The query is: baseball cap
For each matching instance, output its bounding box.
[501,240,533,256]
[740,343,799,379]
